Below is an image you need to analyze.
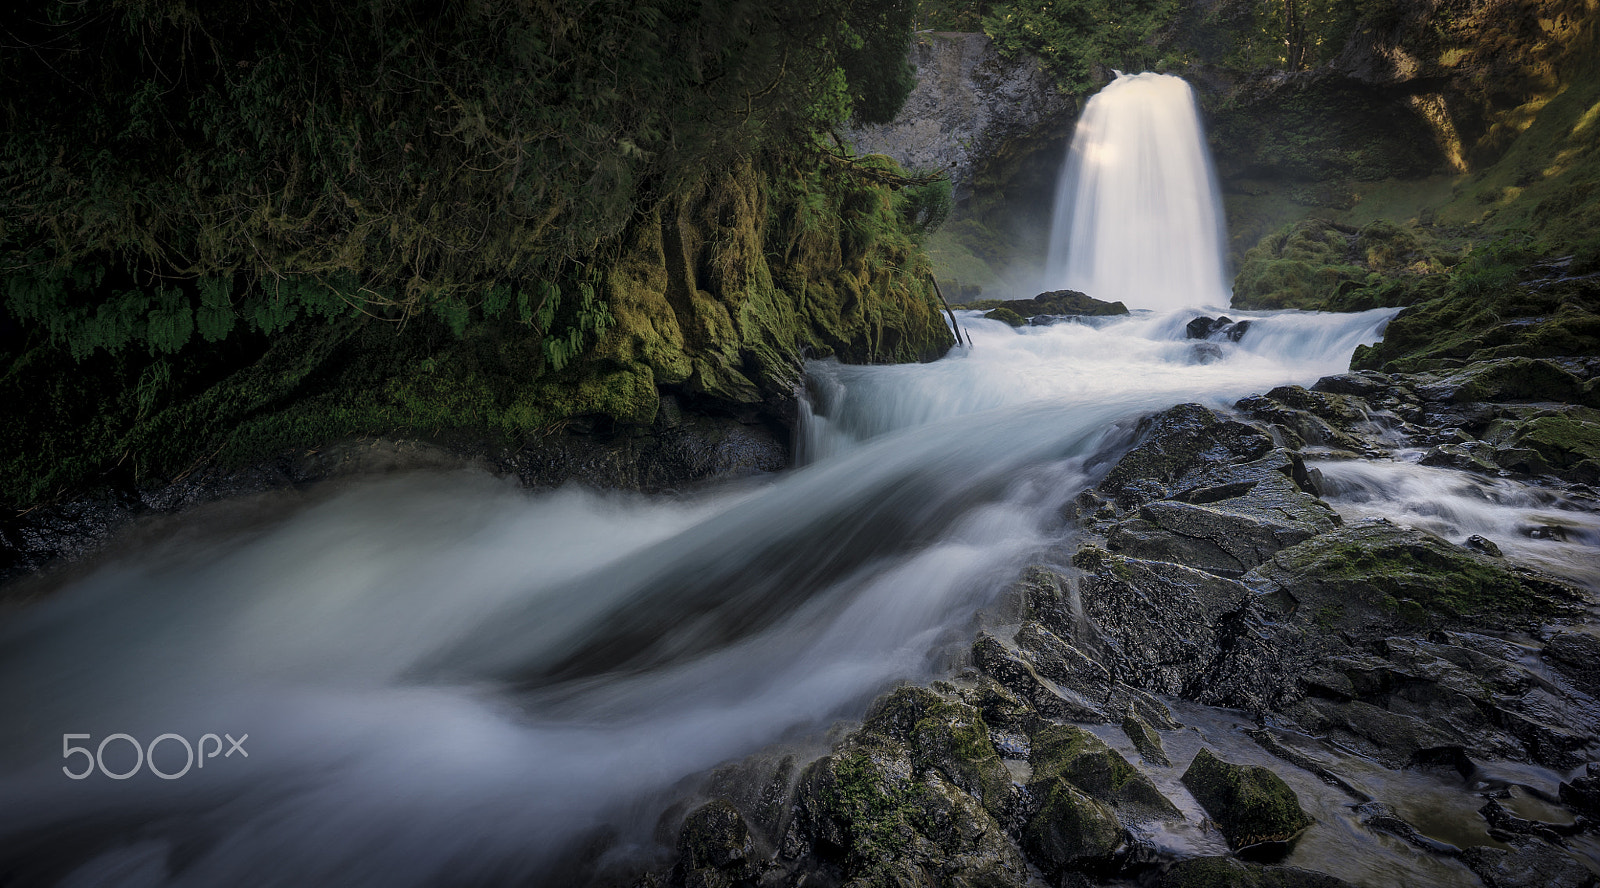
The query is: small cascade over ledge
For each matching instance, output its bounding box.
[1044,73,1231,312]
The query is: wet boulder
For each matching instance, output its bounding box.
[1121,709,1172,768]
[1028,289,1129,316]
[789,688,1031,887]
[1097,404,1276,508]
[1459,841,1598,888]
[1107,470,1340,577]
[1497,408,1600,482]
[1186,315,1253,341]
[670,800,760,888]
[983,306,1027,327]
[1234,385,1375,453]
[1028,723,1178,820]
[1023,779,1125,875]
[1543,631,1600,698]
[1412,357,1597,407]
[1245,520,1585,631]
[1071,546,1254,697]
[856,685,1013,815]
[1180,749,1313,851]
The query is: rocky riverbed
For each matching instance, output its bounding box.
[625,351,1600,888]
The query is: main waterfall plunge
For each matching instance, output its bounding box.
[1045,73,1232,311]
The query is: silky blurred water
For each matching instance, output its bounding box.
[0,307,1414,887]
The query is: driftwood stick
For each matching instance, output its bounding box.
[929,274,965,347]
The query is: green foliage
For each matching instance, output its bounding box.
[840,0,920,125]
[915,0,989,31]
[895,174,954,240]
[0,0,920,361]
[982,0,1178,95]
[1184,0,1379,72]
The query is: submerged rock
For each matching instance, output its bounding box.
[1153,856,1357,887]
[1185,315,1252,341]
[1180,749,1312,851]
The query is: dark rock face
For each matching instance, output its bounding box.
[1180,749,1313,851]
[670,800,760,888]
[1027,290,1130,317]
[1185,315,1253,342]
[1096,404,1276,508]
[1153,856,1358,888]
[0,396,789,591]
[785,686,1031,887]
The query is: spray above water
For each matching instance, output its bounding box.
[1045,73,1232,311]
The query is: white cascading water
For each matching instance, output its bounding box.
[1043,73,1232,311]
[0,309,1418,888]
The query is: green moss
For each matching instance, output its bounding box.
[1513,412,1600,468]
[1,147,956,509]
[1180,748,1312,850]
[1261,523,1569,620]
[861,685,1011,815]
[822,751,922,865]
[1029,723,1178,818]
[1024,779,1123,871]
[983,306,1026,327]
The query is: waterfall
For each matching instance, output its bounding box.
[1044,73,1232,311]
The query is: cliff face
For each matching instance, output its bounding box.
[1198,0,1600,257]
[848,33,1076,207]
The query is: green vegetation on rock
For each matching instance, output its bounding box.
[1250,521,1582,624]
[1180,748,1312,850]
[0,0,955,508]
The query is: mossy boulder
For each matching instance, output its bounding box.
[1352,277,1600,374]
[1122,710,1172,768]
[1028,723,1178,819]
[1501,409,1600,481]
[983,306,1027,327]
[1247,521,1584,627]
[792,690,1030,887]
[1411,358,1597,407]
[1023,779,1125,874]
[856,685,1013,816]
[1180,749,1312,850]
[957,289,1128,317]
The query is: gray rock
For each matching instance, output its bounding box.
[1071,546,1254,698]
[846,32,1075,203]
[1460,841,1598,888]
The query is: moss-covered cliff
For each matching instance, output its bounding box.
[0,1,953,509]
